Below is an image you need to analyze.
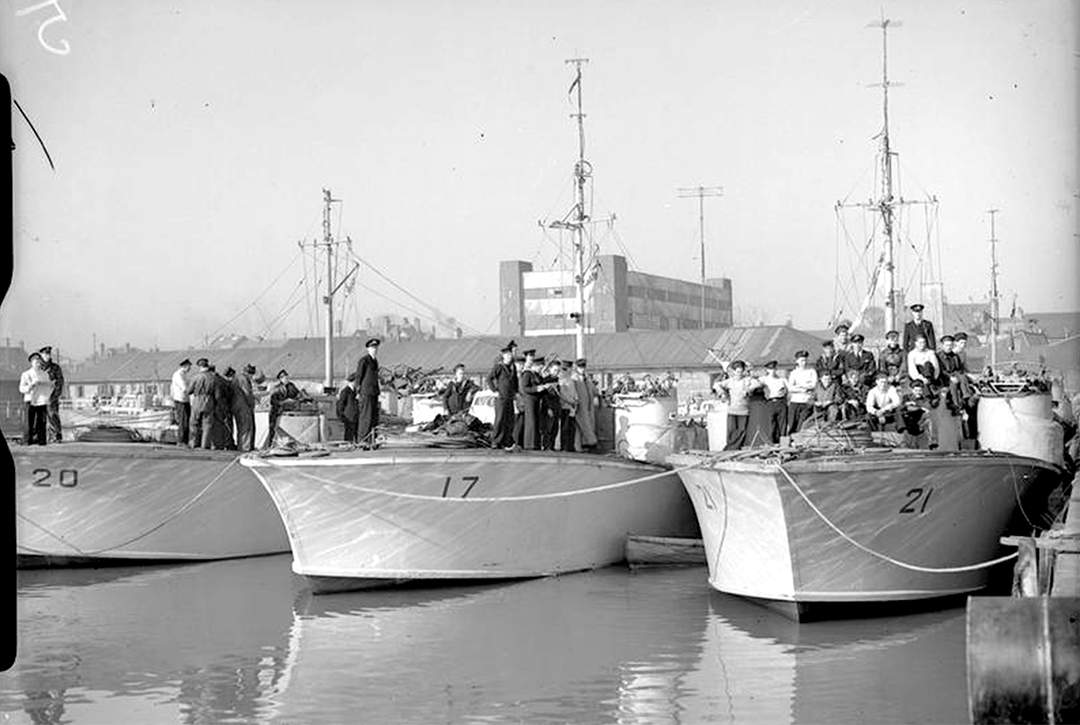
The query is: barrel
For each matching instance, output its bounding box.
[706,406,729,451]
[978,392,1063,467]
[966,596,1080,724]
[613,394,678,464]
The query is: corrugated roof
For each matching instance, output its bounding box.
[66,326,825,383]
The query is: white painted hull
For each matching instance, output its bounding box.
[669,449,1062,616]
[16,442,290,565]
[241,449,699,592]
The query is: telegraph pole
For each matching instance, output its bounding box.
[678,185,723,329]
[987,208,1000,370]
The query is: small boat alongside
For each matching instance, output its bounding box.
[669,444,1063,620]
[241,442,698,593]
[16,442,290,567]
[625,534,706,568]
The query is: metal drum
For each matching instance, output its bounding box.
[967,596,1080,724]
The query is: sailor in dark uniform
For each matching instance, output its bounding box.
[877,330,906,381]
[815,340,846,380]
[843,333,877,387]
[520,355,552,450]
[487,344,519,449]
[539,358,562,450]
[832,323,851,354]
[903,303,937,352]
[335,372,360,444]
[264,369,304,449]
[354,338,382,448]
[514,350,535,446]
[38,346,64,442]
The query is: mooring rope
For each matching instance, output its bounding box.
[254,456,700,502]
[17,456,243,556]
[772,460,1019,574]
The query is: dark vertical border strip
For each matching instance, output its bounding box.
[0,72,15,672]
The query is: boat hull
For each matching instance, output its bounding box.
[242,449,698,593]
[16,442,290,566]
[669,449,1062,618]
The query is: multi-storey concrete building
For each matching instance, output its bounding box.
[500,254,733,338]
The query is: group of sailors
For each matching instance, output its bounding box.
[487,340,601,453]
[18,345,64,445]
[170,358,265,451]
[714,304,977,450]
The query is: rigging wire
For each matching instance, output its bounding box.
[257,277,309,340]
[344,247,484,337]
[190,249,304,348]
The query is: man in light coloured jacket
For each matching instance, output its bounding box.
[20,352,52,445]
[170,359,192,446]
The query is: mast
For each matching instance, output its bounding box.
[322,188,340,392]
[835,15,937,337]
[872,15,899,334]
[987,208,1000,369]
[567,57,590,360]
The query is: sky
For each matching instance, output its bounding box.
[1,0,1077,359]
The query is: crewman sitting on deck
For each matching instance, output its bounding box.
[877,330,906,377]
[906,335,941,392]
[840,368,868,421]
[810,371,842,423]
[844,333,877,387]
[937,335,973,417]
[815,340,846,380]
[865,371,902,431]
[900,380,938,449]
[263,369,307,449]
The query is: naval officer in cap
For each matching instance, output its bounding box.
[487,343,519,449]
[903,303,936,352]
[38,345,64,442]
[355,338,382,448]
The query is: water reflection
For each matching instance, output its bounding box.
[6,554,298,724]
[4,560,969,724]
[670,594,968,724]
[270,567,713,724]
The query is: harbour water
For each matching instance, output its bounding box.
[2,555,969,724]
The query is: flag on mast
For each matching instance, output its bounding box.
[568,68,580,99]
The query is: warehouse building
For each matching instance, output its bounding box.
[500,254,733,338]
